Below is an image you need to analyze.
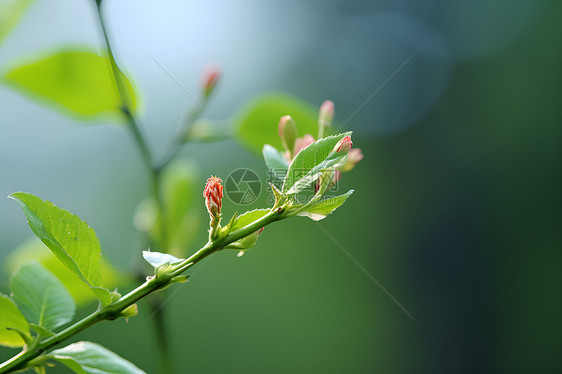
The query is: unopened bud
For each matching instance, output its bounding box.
[334,135,352,153]
[203,176,223,218]
[202,66,220,97]
[318,100,334,128]
[278,115,297,155]
[340,148,364,172]
[293,134,315,157]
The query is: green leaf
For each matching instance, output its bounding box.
[224,209,269,252]
[29,324,55,338]
[3,49,137,119]
[229,209,270,231]
[291,190,354,221]
[4,238,120,307]
[0,293,30,348]
[48,341,146,374]
[142,251,183,268]
[262,144,289,180]
[10,261,75,332]
[9,192,112,306]
[233,93,319,153]
[282,132,352,195]
[0,0,33,45]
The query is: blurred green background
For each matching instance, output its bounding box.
[1,0,561,373]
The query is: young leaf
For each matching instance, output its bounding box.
[290,190,354,221]
[0,293,30,348]
[9,192,112,306]
[142,251,183,268]
[10,261,75,332]
[5,238,120,307]
[3,50,137,119]
[229,209,270,232]
[263,144,289,180]
[233,93,319,153]
[0,0,33,45]
[224,209,270,252]
[282,132,352,195]
[48,341,146,374]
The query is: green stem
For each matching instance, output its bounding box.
[148,295,173,374]
[94,3,172,372]
[155,97,208,172]
[94,0,168,250]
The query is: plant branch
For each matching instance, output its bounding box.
[155,98,208,172]
[0,205,288,373]
[94,1,168,250]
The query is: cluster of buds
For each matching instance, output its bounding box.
[279,102,363,171]
[275,101,364,193]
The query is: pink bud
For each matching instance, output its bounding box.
[278,115,297,154]
[202,66,220,97]
[293,134,315,157]
[334,136,352,153]
[203,176,223,217]
[318,100,335,128]
[340,148,364,172]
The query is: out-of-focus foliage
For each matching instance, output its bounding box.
[0,0,33,45]
[3,50,137,119]
[4,239,119,307]
[134,160,200,257]
[234,93,319,153]
[0,293,29,348]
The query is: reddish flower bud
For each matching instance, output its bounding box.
[318,100,335,128]
[334,136,352,153]
[203,176,223,218]
[293,134,315,157]
[202,66,220,97]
